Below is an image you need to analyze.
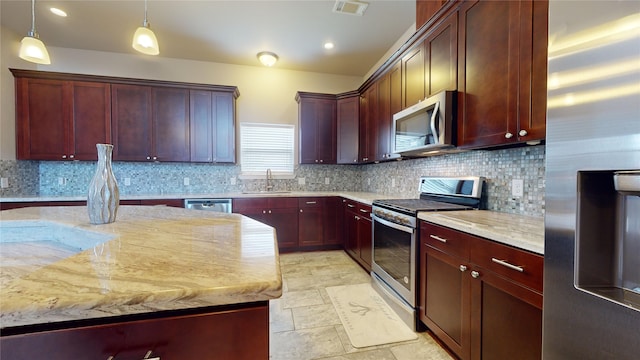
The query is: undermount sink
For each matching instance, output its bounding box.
[241,190,291,194]
[0,220,114,255]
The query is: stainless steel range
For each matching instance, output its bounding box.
[371,176,484,329]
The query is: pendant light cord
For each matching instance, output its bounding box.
[29,0,37,36]
[143,0,149,27]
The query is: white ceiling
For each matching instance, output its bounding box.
[1,0,416,77]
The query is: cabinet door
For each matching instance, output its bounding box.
[336,94,360,164]
[190,90,214,162]
[153,87,190,162]
[416,0,447,29]
[517,0,548,143]
[425,11,458,96]
[357,214,372,270]
[402,43,426,109]
[15,78,68,160]
[420,247,471,360]
[344,203,359,259]
[269,208,299,250]
[458,0,537,148]
[469,267,543,360]
[212,92,236,163]
[298,198,324,247]
[71,81,112,160]
[376,72,392,161]
[359,84,377,162]
[298,95,337,164]
[112,84,153,161]
[323,197,342,246]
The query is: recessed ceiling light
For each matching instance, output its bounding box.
[324,42,335,50]
[50,7,67,17]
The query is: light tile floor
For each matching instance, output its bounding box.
[269,250,455,360]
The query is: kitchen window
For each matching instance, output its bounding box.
[240,123,295,178]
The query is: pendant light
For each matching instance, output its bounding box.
[132,0,159,55]
[19,0,51,64]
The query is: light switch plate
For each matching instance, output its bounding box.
[325,177,330,185]
[124,177,131,186]
[0,178,8,188]
[230,177,237,185]
[183,177,190,186]
[298,177,306,185]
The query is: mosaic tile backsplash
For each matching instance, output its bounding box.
[0,145,545,217]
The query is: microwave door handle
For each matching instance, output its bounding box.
[430,101,440,144]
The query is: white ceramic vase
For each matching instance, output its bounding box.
[87,144,119,224]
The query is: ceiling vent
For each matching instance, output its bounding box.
[332,1,369,16]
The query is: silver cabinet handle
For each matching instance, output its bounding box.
[62,155,67,159]
[459,265,467,272]
[347,204,355,208]
[320,159,323,163]
[430,234,447,243]
[268,210,272,214]
[471,270,480,278]
[491,258,524,272]
[305,201,317,204]
[69,154,75,159]
[262,210,266,214]
[146,156,151,160]
[505,132,513,139]
[519,129,528,137]
[300,209,303,213]
[152,156,157,160]
[359,208,369,213]
[107,351,159,360]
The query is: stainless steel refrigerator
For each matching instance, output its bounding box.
[544,1,640,359]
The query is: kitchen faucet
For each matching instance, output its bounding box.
[266,168,273,191]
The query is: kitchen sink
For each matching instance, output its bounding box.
[0,220,114,254]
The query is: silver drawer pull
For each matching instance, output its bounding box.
[491,258,524,272]
[107,351,159,360]
[430,234,448,243]
[305,201,317,204]
[359,208,369,213]
[347,204,355,208]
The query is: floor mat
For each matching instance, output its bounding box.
[326,283,418,348]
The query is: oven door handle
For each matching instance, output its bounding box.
[372,214,415,234]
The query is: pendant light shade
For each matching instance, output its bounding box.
[132,0,159,55]
[19,0,51,64]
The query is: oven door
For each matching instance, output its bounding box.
[371,214,416,308]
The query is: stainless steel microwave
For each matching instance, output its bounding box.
[392,90,456,157]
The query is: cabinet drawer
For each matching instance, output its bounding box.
[232,198,268,212]
[343,198,358,211]
[298,197,324,208]
[356,203,372,216]
[420,222,470,260]
[470,238,543,293]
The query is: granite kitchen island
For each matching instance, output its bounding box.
[0,206,282,359]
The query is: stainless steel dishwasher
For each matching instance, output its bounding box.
[184,199,232,213]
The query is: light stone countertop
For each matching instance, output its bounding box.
[418,210,544,255]
[0,191,406,206]
[0,206,282,329]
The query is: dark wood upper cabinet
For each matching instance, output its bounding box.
[190,90,236,163]
[376,72,393,161]
[296,92,337,164]
[13,73,111,161]
[111,84,154,161]
[457,0,547,148]
[402,43,426,109]
[359,84,378,163]
[336,92,360,164]
[425,10,458,96]
[12,69,238,163]
[153,87,190,162]
[416,0,448,30]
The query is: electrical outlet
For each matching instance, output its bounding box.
[58,177,66,186]
[124,177,131,186]
[0,178,8,188]
[183,177,190,186]
[298,177,306,185]
[367,178,371,185]
[325,177,330,185]
[512,179,524,197]
[391,178,396,188]
[230,177,237,185]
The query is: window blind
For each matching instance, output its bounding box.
[240,123,295,175]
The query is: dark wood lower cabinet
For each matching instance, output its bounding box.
[0,303,268,360]
[343,199,372,271]
[419,221,543,360]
